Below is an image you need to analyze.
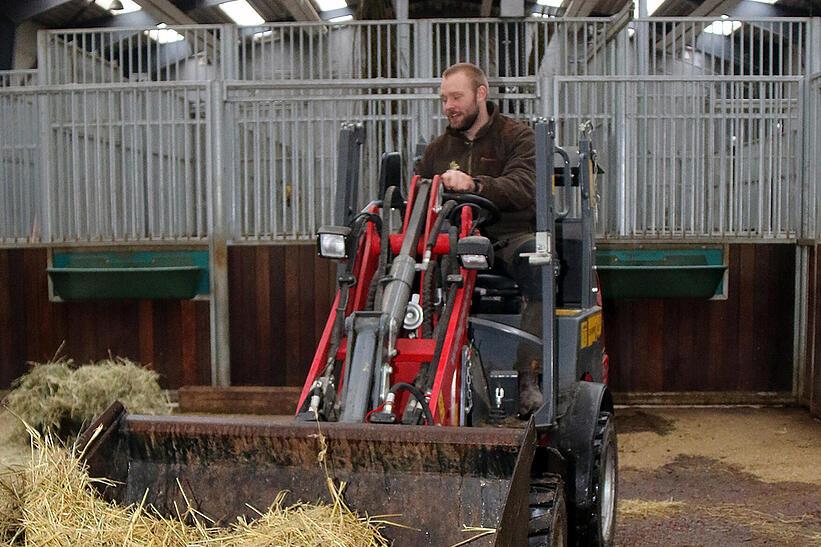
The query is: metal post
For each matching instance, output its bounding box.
[579,132,595,308]
[614,32,629,237]
[393,0,410,80]
[36,31,52,243]
[533,120,557,428]
[334,123,365,226]
[636,0,649,76]
[208,80,231,387]
[794,19,821,404]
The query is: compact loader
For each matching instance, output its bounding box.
[82,120,616,546]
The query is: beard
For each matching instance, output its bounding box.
[448,102,480,131]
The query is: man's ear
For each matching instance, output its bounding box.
[476,84,488,102]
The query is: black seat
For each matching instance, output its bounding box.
[473,273,521,314]
[475,273,520,294]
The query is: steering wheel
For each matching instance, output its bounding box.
[441,192,500,228]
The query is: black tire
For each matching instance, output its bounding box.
[574,411,618,547]
[528,475,568,547]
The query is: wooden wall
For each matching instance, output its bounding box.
[603,244,795,392]
[227,245,335,386]
[0,248,211,389]
[810,245,820,417]
[0,245,334,390]
[0,243,799,394]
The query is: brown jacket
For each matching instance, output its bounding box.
[416,102,535,241]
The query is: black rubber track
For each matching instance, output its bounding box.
[528,475,568,547]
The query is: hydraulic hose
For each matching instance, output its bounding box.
[421,259,439,338]
[367,186,397,310]
[389,382,435,425]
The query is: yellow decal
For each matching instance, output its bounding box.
[581,312,602,349]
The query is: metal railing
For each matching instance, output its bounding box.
[0,70,38,87]
[204,19,616,80]
[42,83,211,243]
[42,19,617,84]
[40,26,227,85]
[558,76,802,240]
[0,18,814,245]
[226,80,539,240]
[812,72,821,240]
[0,89,40,244]
[633,17,809,76]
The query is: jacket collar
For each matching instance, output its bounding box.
[446,102,499,140]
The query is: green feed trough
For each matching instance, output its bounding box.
[48,251,208,301]
[595,248,726,300]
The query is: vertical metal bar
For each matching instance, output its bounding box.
[758,81,766,236]
[208,80,231,387]
[254,99,262,238]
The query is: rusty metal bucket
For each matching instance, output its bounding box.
[81,402,535,546]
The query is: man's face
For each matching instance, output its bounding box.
[440,72,483,131]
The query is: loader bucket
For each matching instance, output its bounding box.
[82,403,536,546]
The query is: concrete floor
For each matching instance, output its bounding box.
[615,406,821,546]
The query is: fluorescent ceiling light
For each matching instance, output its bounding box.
[145,23,185,44]
[703,16,742,36]
[316,0,347,12]
[536,0,563,7]
[328,14,353,22]
[634,0,665,17]
[95,0,141,14]
[219,0,265,26]
[749,0,778,3]
[253,29,273,40]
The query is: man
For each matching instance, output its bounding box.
[415,63,543,417]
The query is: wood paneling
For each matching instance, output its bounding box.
[0,243,797,394]
[811,245,820,417]
[603,244,795,392]
[227,245,336,387]
[0,248,211,389]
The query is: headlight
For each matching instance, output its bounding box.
[457,235,494,271]
[317,226,351,259]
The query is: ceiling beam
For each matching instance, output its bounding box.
[563,0,601,17]
[136,0,198,24]
[277,0,321,21]
[650,0,741,53]
[3,0,77,24]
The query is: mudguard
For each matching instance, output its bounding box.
[553,381,613,508]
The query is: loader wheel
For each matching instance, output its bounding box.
[528,475,567,546]
[574,411,617,547]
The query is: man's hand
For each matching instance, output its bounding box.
[441,169,477,192]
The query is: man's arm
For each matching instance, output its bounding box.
[473,123,535,211]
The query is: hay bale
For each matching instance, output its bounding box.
[3,357,170,440]
[56,357,170,421]
[3,361,74,434]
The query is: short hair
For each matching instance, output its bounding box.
[442,63,489,92]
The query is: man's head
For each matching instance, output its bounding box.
[440,63,489,133]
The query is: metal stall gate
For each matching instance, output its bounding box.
[0,87,40,244]
[557,76,803,240]
[224,81,540,242]
[0,17,818,391]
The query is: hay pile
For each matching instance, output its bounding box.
[3,357,170,439]
[0,428,390,546]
